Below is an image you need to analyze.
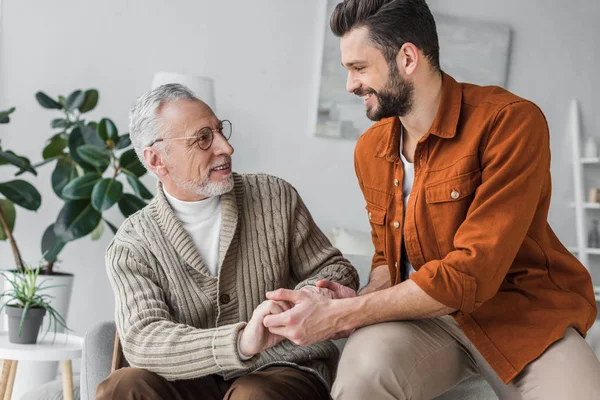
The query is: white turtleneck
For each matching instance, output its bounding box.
[163,187,222,276]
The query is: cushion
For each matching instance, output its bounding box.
[328,227,373,256]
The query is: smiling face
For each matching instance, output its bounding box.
[341,27,415,120]
[144,99,235,201]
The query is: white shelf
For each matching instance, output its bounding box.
[568,247,600,255]
[569,202,600,209]
[581,157,600,164]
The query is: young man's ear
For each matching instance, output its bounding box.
[396,42,420,75]
[143,147,168,177]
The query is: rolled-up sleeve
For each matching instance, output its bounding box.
[410,101,551,313]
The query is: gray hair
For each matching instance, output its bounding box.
[128,83,197,168]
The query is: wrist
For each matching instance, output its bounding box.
[333,297,362,333]
[237,329,254,359]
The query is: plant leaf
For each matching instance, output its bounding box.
[76,145,111,169]
[35,92,62,110]
[118,193,147,218]
[41,224,66,262]
[51,157,79,198]
[115,133,131,150]
[0,150,36,175]
[68,127,97,171]
[0,199,16,241]
[51,118,70,129]
[91,178,123,212]
[97,118,118,142]
[0,107,16,123]
[119,149,146,177]
[42,134,68,160]
[90,220,104,241]
[54,200,102,242]
[78,123,105,148]
[66,90,85,111]
[125,172,153,200]
[79,89,99,113]
[0,180,41,210]
[61,172,102,200]
[103,218,119,234]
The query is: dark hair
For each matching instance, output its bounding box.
[330,0,440,71]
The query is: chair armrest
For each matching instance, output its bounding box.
[80,321,117,400]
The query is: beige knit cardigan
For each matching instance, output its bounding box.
[106,173,359,387]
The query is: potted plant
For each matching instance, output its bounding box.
[35,89,152,273]
[0,107,42,275]
[0,264,69,344]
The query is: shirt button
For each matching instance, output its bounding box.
[393,221,400,229]
[393,179,399,186]
[219,294,231,304]
[451,190,460,199]
[368,212,373,220]
[394,262,398,267]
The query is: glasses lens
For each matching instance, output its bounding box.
[196,128,213,150]
[220,120,232,141]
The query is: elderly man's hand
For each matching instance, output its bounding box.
[263,289,345,346]
[238,300,291,357]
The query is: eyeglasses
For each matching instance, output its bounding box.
[148,120,232,151]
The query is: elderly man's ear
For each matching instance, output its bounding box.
[143,147,168,177]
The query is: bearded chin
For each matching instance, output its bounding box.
[172,174,234,198]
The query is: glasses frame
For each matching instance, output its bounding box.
[147,119,232,151]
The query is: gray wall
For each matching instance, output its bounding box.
[0,0,598,336]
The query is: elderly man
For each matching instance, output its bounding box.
[95,83,358,399]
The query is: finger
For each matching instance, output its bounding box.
[269,301,285,314]
[273,300,292,312]
[316,279,341,291]
[266,325,293,339]
[263,309,292,328]
[266,288,303,304]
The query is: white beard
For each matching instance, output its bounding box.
[171,173,234,198]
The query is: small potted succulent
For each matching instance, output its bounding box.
[0,264,69,344]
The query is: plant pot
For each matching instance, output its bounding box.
[1,270,74,398]
[6,306,46,344]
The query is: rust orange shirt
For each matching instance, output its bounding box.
[354,72,597,383]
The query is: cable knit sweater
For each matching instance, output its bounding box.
[106,173,359,388]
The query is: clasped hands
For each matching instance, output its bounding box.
[238,280,356,358]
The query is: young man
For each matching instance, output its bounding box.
[96,84,358,399]
[264,1,600,398]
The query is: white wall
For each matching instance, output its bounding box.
[0,0,598,336]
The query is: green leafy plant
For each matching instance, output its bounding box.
[0,263,69,338]
[35,90,152,274]
[0,107,42,273]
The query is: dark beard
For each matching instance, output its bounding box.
[365,62,414,121]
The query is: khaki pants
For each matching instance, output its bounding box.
[96,366,329,400]
[332,316,600,400]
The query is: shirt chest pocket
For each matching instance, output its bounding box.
[424,169,481,256]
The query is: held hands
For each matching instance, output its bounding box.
[263,281,358,346]
[238,300,291,357]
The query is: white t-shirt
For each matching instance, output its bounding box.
[163,188,222,277]
[400,127,416,277]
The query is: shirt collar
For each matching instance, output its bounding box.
[374,72,463,161]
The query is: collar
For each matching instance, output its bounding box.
[374,72,463,161]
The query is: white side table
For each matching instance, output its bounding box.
[0,332,83,400]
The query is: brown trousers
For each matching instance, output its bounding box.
[96,366,329,400]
